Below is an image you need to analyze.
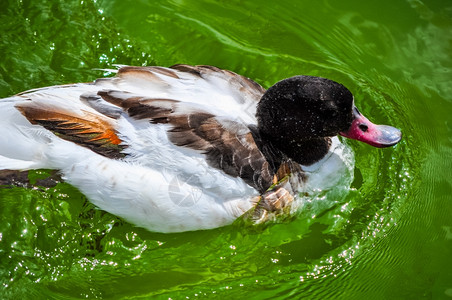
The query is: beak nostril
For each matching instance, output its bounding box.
[359,124,369,132]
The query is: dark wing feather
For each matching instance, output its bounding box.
[170,116,275,192]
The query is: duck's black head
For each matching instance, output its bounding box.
[256,75,401,165]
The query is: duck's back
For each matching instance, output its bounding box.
[97,65,264,123]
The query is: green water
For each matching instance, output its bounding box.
[1,0,451,298]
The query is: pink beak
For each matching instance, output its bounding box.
[340,107,402,148]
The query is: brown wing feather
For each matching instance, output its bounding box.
[16,103,124,159]
[97,90,178,121]
[170,114,275,192]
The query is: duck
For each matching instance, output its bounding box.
[0,65,401,232]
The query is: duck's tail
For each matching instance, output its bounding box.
[0,96,53,171]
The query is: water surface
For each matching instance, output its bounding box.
[1,0,451,298]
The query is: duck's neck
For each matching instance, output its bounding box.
[250,125,332,169]
[277,138,332,166]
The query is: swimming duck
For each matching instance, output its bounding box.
[0,65,401,232]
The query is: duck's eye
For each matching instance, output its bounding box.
[359,124,369,132]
